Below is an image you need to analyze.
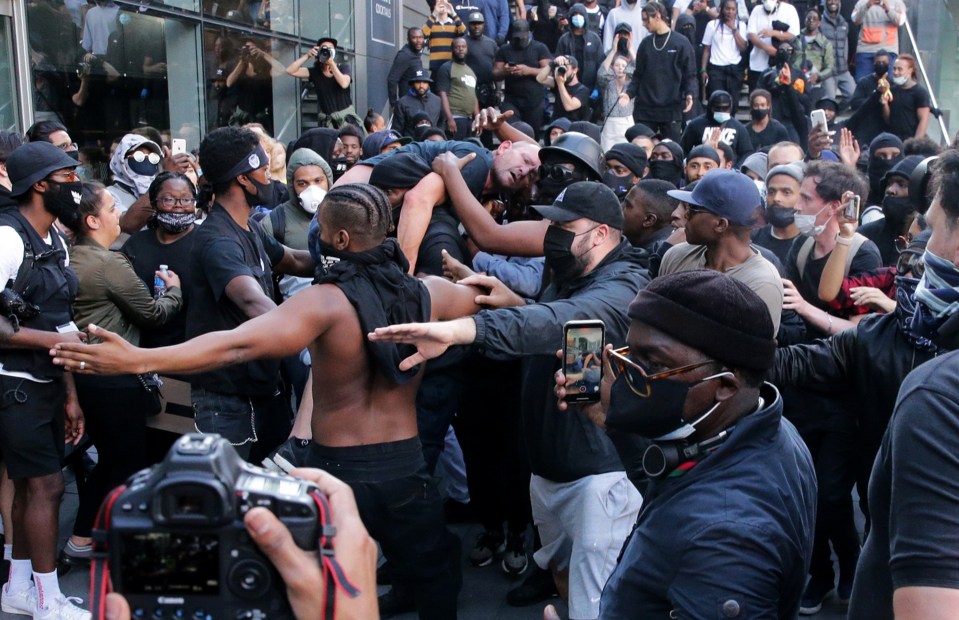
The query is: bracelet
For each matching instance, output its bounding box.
[835,234,853,246]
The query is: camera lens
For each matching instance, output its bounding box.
[227,559,272,599]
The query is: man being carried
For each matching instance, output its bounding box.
[51,184,484,620]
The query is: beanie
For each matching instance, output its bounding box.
[627,270,776,371]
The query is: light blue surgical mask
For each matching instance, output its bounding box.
[713,112,731,123]
[571,14,586,28]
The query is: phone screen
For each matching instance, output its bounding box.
[563,321,605,403]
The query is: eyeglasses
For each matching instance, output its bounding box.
[608,347,717,397]
[129,151,161,165]
[156,197,198,207]
[894,234,913,253]
[896,249,925,278]
[55,142,78,152]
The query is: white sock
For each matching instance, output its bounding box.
[7,558,32,588]
[33,570,60,609]
[3,544,11,561]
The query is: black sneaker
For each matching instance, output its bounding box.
[56,547,91,576]
[799,580,835,615]
[836,578,853,606]
[378,587,416,618]
[469,530,505,567]
[506,565,557,607]
[501,532,529,576]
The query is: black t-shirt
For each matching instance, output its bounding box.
[362,140,494,199]
[859,217,900,267]
[120,228,197,349]
[850,351,959,620]
[185,205,285,395]
[887,84,930,142]
[307,63,353,114]
[551,81,591,122]
[745,119,791,151]
[494,41,551,105]
[465,35,499,85]
[784,235,882,314]
[681,115,755,163]
[751,225,799,267]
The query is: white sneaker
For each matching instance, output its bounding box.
[33,592,91,620]
[0,582,36,616]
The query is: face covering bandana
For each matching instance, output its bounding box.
[648,159,684,187]
[543,225,596,281]
[43,180,83,230]
[128,158,159,177]
[571,14,586,28]
[911,250,959,338]
[154,211,196,234]
[602,171,632,199]
[868,156,901,201]
[881,195,914,224]
[750,108,769,121]
[766,205,796,228]
[895,275,938,352]
[606,366,732,440]
[298,185,327,215]
[794,204,830,237]
[712,112,732,124]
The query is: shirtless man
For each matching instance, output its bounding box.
[51,184,481,620]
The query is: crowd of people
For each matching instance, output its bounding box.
[1,0,959,619]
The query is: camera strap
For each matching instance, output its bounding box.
[90,484,128,620]
[310,490,362,620]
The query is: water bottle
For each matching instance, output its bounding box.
[154,264,168,300]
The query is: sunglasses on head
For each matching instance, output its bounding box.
[129,151,161,165]
[607,346,718,397]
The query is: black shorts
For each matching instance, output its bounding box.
[0,374,65,480]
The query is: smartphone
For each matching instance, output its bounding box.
[810,109,828,133]
[171,138,186,155]
[507,62,516,67]
[562,320,605,404]
[844,195,860,221]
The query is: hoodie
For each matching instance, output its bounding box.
[260,147,333,253]
[107,134,163,212]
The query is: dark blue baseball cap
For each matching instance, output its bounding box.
[668,169,761,226]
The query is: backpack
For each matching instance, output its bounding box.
[794,233,868,281]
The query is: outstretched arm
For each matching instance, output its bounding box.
[51,285,343,375]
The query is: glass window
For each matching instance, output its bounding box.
[0,16,20,130]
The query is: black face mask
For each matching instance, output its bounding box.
[602,171,632,199]
[873,62,889,78]
[128,159,160,177]
[881,195,915,224]
[867,156,902,201]
[765,205,796,228]
[775,47,794,66]
[153,211,196,233]
[648,159,684,187]
[511,34,530,49]
[750,108,769,121]
[330,156,350,181]
[241,175,272,209]
[42,180,83,229]
[543,226,591,281]
[66,150,80,162]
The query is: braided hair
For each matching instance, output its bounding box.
[323,183,394,243]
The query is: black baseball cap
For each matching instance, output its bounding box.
[408,69,433,84]
[317,37,338,47]
[615,22,633,34]
[533,181,624,230]
[468,11,485,22]
[8,142,79,197]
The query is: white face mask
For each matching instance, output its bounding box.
[794,204,831,237]
[298,185,327,214]
[763,0,778,12]
[890,74,908,86]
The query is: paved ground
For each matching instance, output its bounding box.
[0,475,850,620]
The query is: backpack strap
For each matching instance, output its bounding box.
[843,233,868,277]
[795,233,868,281]
[795,237,815,281]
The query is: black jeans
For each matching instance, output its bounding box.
[73,374,151,537]
[633,117,683,142]
[707,63,744,113]
[802,423,861,588]
[308,438,462,620]
[416,365,463,474]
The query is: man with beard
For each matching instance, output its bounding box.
[183,127,315,464]
[682,90,754,164]
[395,70,446,139]
[0,143,89,619]
[337,125,363,169]
[493,20,552,132]
[369,181,647,620]
[751,162,805,264]
[435,38,480,140]
[388,28,427,111]
[603,143,648,200]
[859,155,924,266]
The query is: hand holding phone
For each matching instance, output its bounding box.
[172,138,187,156]
[562,320,605,404]
[843,194,860,222]
[810,109,828,133]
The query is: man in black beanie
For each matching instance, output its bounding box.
[553,270,816,619]
[603,143,648,198]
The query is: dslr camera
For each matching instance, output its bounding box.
[554,63,568,77]
[102,434,322,620]
[317,45,335,62]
